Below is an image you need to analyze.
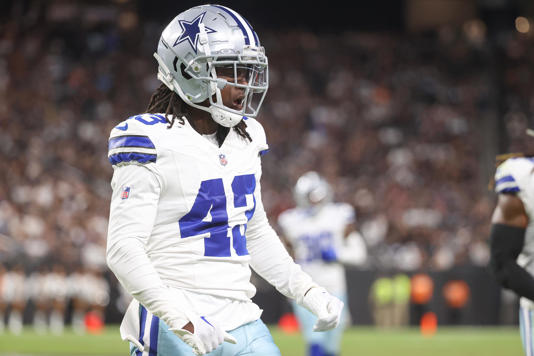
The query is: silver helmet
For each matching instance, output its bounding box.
[294,171,333,208]
[154,4,269,127]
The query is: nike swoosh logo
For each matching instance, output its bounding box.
[116,123,128,131]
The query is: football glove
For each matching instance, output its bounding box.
[300,287,344,332]
[171,315,237,355]
[320,247,338,262]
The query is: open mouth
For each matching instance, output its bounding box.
[232,98,244,110]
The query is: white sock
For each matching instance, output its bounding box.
[33,310,47,334]
[72,311,85,334]
[0,312,5,333]
[50,310,64,335]
[8,310,23,335]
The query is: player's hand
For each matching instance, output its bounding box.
[171,315,237,355]
[301,287,344,332]
[320,247,338,262]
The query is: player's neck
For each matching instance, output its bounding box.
[188,110,218,135]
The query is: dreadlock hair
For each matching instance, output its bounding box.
[146,83,252,146]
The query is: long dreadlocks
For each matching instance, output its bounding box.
[146,83,252,146]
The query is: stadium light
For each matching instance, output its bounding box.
[515,16,530,33]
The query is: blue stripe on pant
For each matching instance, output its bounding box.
[130,313,280,356]
[134,306,160,356]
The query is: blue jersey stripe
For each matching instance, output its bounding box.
[496,175,516,185]
[109,135,155,150]
[259,149,269,156]
[499,187,520,193]
[213,5,251,45]
[148,315,159,356]
[109,152,157,165]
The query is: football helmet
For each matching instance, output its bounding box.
[154,4,269,127]
[294,171,333,208]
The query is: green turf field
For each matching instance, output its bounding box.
[0,326,523,356]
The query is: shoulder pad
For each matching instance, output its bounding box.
[335,203,356,223]
[108,114,165,166]
[277,208,296,229]
[243,118,269,156]
[494,157,534,194]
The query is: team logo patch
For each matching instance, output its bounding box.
[219,154,228,166]
[121,186,131,200]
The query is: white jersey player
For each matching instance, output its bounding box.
[278,171,367,356]
[3,265,27,335]
[491,155,534,356]
[106,5,344,356]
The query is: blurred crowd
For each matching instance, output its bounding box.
[0,0,532,326]
[0,263,109,334]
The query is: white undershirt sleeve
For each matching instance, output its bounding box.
[106,164,191,330]
[247,184,317,304]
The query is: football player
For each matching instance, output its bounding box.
[106,5,344,356]
[490,134,534,356]
[278,171,367,356]
[46,264,69,334]
[4,264,27,335]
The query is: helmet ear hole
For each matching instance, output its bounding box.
[180,62,192,80]
[172,57,179,72]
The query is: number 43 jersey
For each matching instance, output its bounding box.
[106,114,278,318]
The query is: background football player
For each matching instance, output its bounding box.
[278,171,367,356]
[106,5,344,356]
[490,130,534,356]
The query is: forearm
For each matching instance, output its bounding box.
[107,237,190,329]
[490,223,534,301]
[496,260,534,300]
[248,216,316,303]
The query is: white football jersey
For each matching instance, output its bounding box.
[495,157,534,309]
[2,271,27,303]
[44,272,68,302]
[107,114,314,332]
[277,203,355,295]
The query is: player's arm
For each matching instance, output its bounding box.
[106,164,191,329]
[278,234,295,259]
[489,193,534,300]
[106,123,235,354]
[247,190,343,332]
[275,215,295,259]
[337,223,368,266]
[107,164,235,353]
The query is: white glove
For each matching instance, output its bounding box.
[171,315,237,355]
[300,287,344,332]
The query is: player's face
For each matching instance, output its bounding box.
[215,65,251,111]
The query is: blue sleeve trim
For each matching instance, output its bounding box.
[259,149,269,156]
[499,187,520,193]
[109,135,155,150]
[109,152,157,165]
[496,175,516,185]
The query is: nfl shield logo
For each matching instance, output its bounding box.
[219,154,228,166]
[121,186,130,200]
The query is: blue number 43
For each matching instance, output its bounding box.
[178,174,256,257]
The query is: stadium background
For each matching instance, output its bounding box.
[0,0,533,334]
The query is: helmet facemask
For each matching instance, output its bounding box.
[154,5,269,127]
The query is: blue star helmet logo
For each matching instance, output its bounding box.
[173,12,216,53]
